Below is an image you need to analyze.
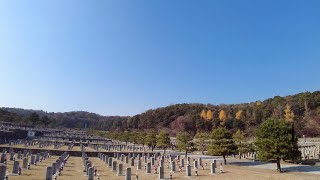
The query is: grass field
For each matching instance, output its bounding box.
[2,153,320,180]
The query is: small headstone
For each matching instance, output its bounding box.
[171,161,176,172]
[117,163,123,176]
[186,164,191,177]
[31,155,35,165]
[52,163,57,174]
[12,161,19,174]
[159,166,164,179]
[46,166,53,180]
[137,159,142,170]
[181,158,184,167]
[0,154,5,163]
[23,158,28,168]
[112,161,117,172]
[0,164,6,179]
[126,167,131,180]
[88,167,94,180]
[146,162,151,174]
[108,158,112,167]
[211,163,215,174]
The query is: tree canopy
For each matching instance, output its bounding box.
[255,118,301,172]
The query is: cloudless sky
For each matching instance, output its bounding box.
[0,0,319,116]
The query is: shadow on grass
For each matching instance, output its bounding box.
[228,161,268,166]
[282,165,320,173]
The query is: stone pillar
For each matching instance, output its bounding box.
[108,158,112,167]
[31,155,35,164]
[146,162,151,174]
[194,160,198,170]
[52,163,57,174]
[171,161,176,172]
[198,158,202,166]
[186,164,191,177]
[213,160,217,168]
[12,161,19,174]
[112,161,117,172]
[137,159,142,170]
[126,167,131,180]
[46,166,53,180]
[159,166,164,179]
[36,153,40,162]
[88,167,94,180]
[210,163,215,174]
[117,163,123,176]
[0,154,6,163]
[18,151,22,159]
[0,164,6,180]
[181,158,184,167]
[23,157,28,168]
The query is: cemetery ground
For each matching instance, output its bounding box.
[2,152,320,180]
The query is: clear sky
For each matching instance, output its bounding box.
[0,0,319,116]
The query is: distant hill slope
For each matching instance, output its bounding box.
[1,91,320,137]
[0,108,128,131]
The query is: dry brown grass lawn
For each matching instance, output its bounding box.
[2,153,319,180]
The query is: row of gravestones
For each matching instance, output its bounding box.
[82,153,96,180]
[89,144,147,152]
[98,152,219,179]
[7,139,24,146]
[45,152,69,180]
[38,141,56,148]
[239,152,257,159]
[67,143,74,150]
[97,152,132,180]
[300,145,320,159]
[0,150,52,179]
[53,143,64,149]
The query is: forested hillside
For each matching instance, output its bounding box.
[127,91,320,136]
[0,108,128,131]
[1,91,320,137]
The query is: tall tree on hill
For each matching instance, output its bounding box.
[194,132,209,155]
[120,132,130,145]
[206,110,213,121]
[200,110,207,120]
[29,112,40,126]
[136,132,147,147]
[219,110,227,126]
[208,127,236,165]
[40,116,52,128]
[176,132,193,158]
[285,104,295,143]
[255,118,300,172]
[233,130,246,159]
[145,131,157,151]
[156,130,171,154]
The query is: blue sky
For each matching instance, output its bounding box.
[0,0,319,116]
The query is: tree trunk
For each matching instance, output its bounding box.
[185,151,188,159]
[276,158,282,173]
[291,122,295,143]
[239,153,241,159]
[151,146,154,151]
[223,155,227,165]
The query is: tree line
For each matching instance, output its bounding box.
[1,91,320,137]
[92,115,300,172]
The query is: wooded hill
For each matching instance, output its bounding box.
[1,91,320,137]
